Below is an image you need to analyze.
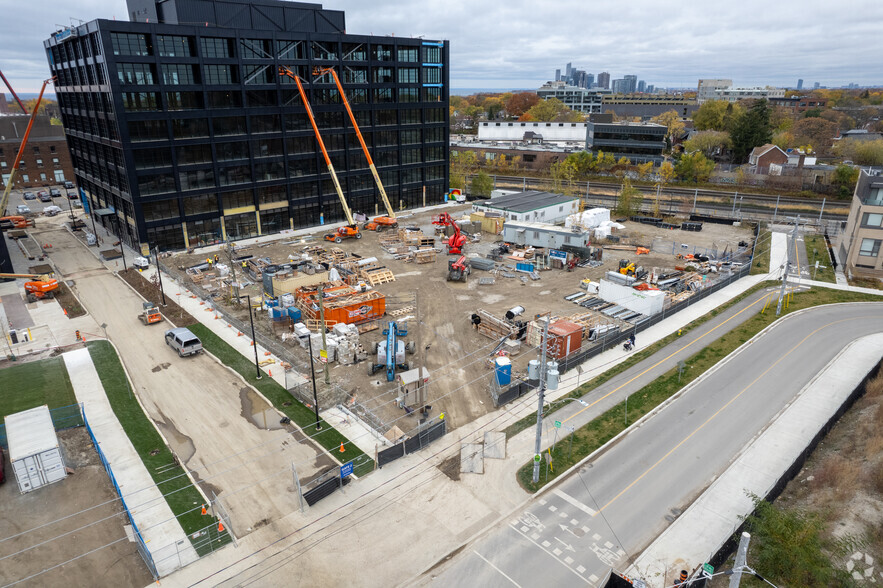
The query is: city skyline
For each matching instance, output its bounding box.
[1,0,882,93]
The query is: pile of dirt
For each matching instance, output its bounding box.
[119,269,197,327]
[52,282,86,318]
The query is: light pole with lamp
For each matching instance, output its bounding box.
[113,214,126,271]
[244,295,262,381]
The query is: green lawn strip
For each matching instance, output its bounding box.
[0,356,82,429]
[751,229,772,276]
[516,288,883,493]
[504,280,774,440]
[86,341,231,555]
[187,324,374,477]
[803,234,836,283]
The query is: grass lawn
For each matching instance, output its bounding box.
[188,324,375,478]
[803,234,836,283]
[86,341,231,555]
[751,228,771,276]
[0,356,81,428]
[516,287,883,493]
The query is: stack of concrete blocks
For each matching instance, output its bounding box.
[332,323,361,365]
[309,333,338,364]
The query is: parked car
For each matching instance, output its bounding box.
[23,191,36,200]
[16,204,31,214]
[67,191,78,199]
[49,188,62,198]
[38,192,52,203]
[64,181,75,189]
[165,328,203,357]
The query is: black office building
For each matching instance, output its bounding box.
[44,0,449,252]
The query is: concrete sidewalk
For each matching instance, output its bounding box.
[629,333,883,586]
[62,348,198,577]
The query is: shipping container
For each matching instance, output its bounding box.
[5,405,66,494]
[547,320,583,359]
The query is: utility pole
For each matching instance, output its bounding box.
[154,246,166,306]
[318,283,330,384]
[776,218,799,316]
[245,295,262,380]
[416,290,425,401]
[531,319,551,484]
[729,532,751,588]
[306,335,321,430]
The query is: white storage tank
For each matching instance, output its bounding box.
[5,405,67,494]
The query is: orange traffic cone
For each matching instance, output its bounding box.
[200,504,207,515]
[268,369,272,377]
[218,519,225,532]
[339,443,345,453]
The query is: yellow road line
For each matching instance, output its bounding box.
[561,290,777,426]
[594,316,865,515]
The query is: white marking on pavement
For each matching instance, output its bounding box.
[472,550,521,587]
[553,488,597,517]
[508,525,592,584]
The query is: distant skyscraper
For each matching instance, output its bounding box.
[637,80,646,93]
[555,69,561,82]
[565,62,573,79]
[623,75,638,94]
[611,79,627,94]
[797,78,804,90]
[586,73,594,88]
[813,81,820,90]
[598,71,610,89]
[646,84,655,94]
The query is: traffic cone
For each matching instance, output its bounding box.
[268,369,272,377]
[200,504,207,515]
[218,519,225,533]
[339,443,345,453]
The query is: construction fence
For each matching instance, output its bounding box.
[0,402,84,448]
[377,418,447,468]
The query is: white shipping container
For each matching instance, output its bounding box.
[598,279,665,316]
[5,405,67,494]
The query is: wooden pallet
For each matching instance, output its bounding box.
[414,248,437,264]
[357,322,380,334]
[389,306,414,317]
[364,269,395,285]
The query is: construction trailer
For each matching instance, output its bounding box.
[5,405,67,494]
[501,221,592,250]
[471,190,579,224]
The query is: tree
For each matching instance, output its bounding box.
[564,151,595,178]
[449,150,478,190]
[483,97,504,120]
[772,130,795,151]
[832,164,859,199]
[6,98,56,115]
[834,138,883,166]
[505,92,540,118]
[524,97,581,122]
[769,106,795,131]
[730,99,772,163]
[692,100,743,132]
[593,151,616,173]
[675,152,715,183]
[651,110,686,147]
[791,117,838,154]
[683,130,732,159]
[615,177,643,217]
[550,159,578,195]
[470,170,494,197]
[636,161,654,180]
[658,161,676,185]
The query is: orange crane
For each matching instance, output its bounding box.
[312,67,398,232]
[0,273,59,302]
[277,66,361,244]
[0,77,55,220]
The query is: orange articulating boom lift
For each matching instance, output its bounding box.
[0,273,59,302]
[277,65,361,244]
[312,66,398,232]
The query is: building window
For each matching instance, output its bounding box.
[401,129,421,145]
[342,43,366,61]
[213,116,247,137]
[215,141,249,161]
[373,88,393,103]
[200,37,234,59]
[52,158,60,166]
[373,67,393,84]
[166,91,204,110]
[138,174,176,196]
[134,147,173,169]
[239,38,271,59]
[186,218,222,246]
[311,41,337,60]
[176,144,213,165]
[221,189,254,210]
[342,67,368,84]
[398,68,418,84]
[208,91,242,109]
[254,162,285,181]
[33,146,40,154]
[251,114,281,134]
[859,238,882,257]
[111,32,152,57]
[50,145,56,153]
[36,159,43,167]
[401,109,421,125]
[117,63,156,85]
[423,46,441,63]
[224,211,258,239]
[252,138,283,158]
[375,109,397,126]
[162,64,198,85]
[259,208,289,234]
[54,170,65,182]
[183,193,219,216]
[423,68,442,84]
[426,108,445,123]
[397,47,418,62]
[373,44,393,61]
[204,65,237,85]
[122,91,161,111]
[218,165,251,186]
[157,35,194,57]
[398,88,418,103]
[40,173,47,181]
[402,148,421,165]
[861,213,883,228]
[146,224,185,252]
[171,118,210,139]
[179,169,215,191]
[275,39,305,60]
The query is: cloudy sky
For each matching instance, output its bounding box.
[2,0,881,94]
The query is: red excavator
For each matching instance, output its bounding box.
[0,273,59,302]
[447,256,470,282]
[432,213,466,254]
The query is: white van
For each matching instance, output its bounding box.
[164,327,203,357]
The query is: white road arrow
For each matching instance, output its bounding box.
[555,537,576,552]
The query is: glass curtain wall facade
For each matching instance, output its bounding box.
[45,11,449,252]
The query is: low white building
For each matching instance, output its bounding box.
[501,220,591,250]
[478,120,588,144]
[472,191,579,224]
[713,86,786,103]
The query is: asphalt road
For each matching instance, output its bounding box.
[788,229,810,280]
[34,224,333,538]
[432,302,883,586]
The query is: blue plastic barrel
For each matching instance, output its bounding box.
[494,357,512,386]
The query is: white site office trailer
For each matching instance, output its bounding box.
[5,405,67,493]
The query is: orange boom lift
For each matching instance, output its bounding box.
[278,65,361,244]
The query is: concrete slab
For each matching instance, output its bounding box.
[460,443,484,474]
[630,333,883,586]
[483,431,506,459]
[62,348,198,577]
[322,404,389,457]
[1,293,33,329]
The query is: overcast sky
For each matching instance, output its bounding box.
[2,0,881,94]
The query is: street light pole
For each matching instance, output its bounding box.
[153,246,166,306]
[532,319,551,484]
[306,335,322,430]
[245,295,262,380]
[114,215,126,271]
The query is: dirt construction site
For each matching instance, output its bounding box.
[161,203,754,438]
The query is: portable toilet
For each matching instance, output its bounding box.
[5,405,67,494]
[494,356,512,386]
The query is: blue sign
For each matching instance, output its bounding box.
[340,461,354,479]
[549,249,568,260]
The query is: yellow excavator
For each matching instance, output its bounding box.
[278,66,361,244]
[311,67,398,233]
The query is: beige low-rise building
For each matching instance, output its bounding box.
[838,170,883,280]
